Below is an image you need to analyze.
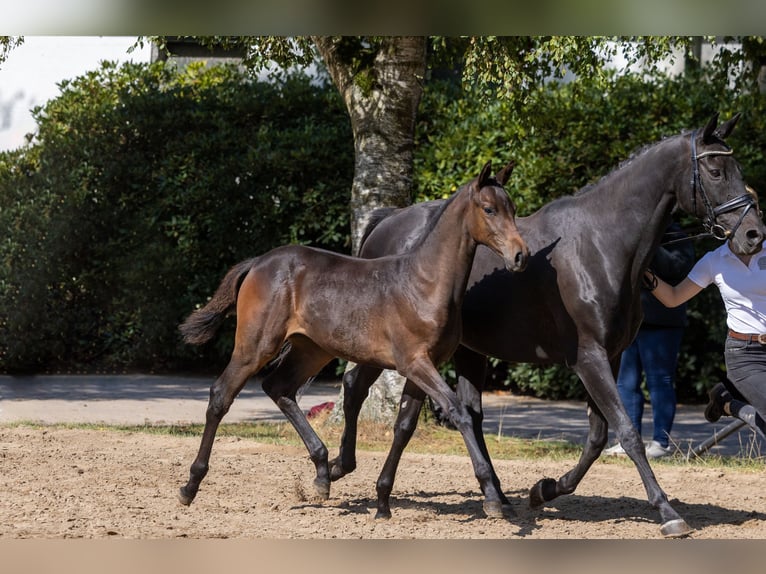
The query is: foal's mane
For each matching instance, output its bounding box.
[361,174,497,251]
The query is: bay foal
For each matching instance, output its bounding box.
[177,160,529,517]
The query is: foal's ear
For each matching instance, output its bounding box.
[495,160,516,186]
[478,161,493,187]
[713,112,741,141]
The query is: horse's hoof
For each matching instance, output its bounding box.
[502,502,517,517]
[483,500,505,519]
[328,458,354,482]
[529,478,557,508]
[313,478,331,500]
[660,518,693,538]
[375,509,392,520]
[178,487,194,506]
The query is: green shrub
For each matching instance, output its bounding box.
[0,61,352,373]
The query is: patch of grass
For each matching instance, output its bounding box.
[7,419,764,470]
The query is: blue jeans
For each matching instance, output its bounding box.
[616,325,684,448]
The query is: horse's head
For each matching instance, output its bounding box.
[467,160,529,272]
[683,113,765,256]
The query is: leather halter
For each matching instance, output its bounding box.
[690,130,756,241]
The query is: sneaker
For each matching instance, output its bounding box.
[704,383,730,423]
[645,440,672,459]
[603,443,627,456]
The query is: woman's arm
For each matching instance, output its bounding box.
[645,271,704,308]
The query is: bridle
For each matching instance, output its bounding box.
[689,129,760,241]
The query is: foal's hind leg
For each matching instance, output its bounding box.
[261,336,334,499]
[329,364,383,481]
[179,355,262,506]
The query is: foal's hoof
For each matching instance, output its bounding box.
[660,518,693,538]
[483,500,506,519]
[529,478,557,508]
[178,487,194,506]
[313,478,331,500]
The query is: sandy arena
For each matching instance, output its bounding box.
[1,424,765,539]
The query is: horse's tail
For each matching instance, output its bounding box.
[179,258,255,345]
[359,207,397,250]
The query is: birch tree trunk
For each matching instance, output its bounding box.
[312,36,427,422]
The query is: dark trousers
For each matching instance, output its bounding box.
[724,336,766,418]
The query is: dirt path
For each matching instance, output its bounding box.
[1,426,764,539]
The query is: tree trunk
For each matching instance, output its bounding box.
[312,36,427,422]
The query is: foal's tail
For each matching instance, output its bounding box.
[179,258,255,345]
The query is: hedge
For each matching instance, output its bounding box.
[0,61,353,373]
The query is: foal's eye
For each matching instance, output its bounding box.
[483,206,495,215]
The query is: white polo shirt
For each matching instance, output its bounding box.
[687,242,766,334]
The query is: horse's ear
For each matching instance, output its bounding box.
[713,112,741,141]
[478,161,493,187]
[495,160,516,186]
[701,112,720,144]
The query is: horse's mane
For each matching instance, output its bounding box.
[573,130,690,198]
[360,206,399,246]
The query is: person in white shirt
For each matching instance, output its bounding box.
[646,239,766,439]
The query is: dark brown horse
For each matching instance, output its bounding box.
[177,160,529,515]
[333,113,766,537]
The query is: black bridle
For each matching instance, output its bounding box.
[689,129,759,241]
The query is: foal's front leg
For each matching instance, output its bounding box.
[402,356,506,519]
[375,354,512,519]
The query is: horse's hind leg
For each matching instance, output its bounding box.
[375,379,426,519]
[179,355,260,506]
[261,336,334,499]
[529,393,608,507]
[454,346,512,511]
[374,348,512,519]
[329,364,383,481]
[180,273,288,506]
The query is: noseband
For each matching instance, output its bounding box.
[690,130,758,241]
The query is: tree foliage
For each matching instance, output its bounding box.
[0,36,23,67]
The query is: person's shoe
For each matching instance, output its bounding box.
[645,440,672,459]
[603,443,627,456]
[705,383,730,423]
